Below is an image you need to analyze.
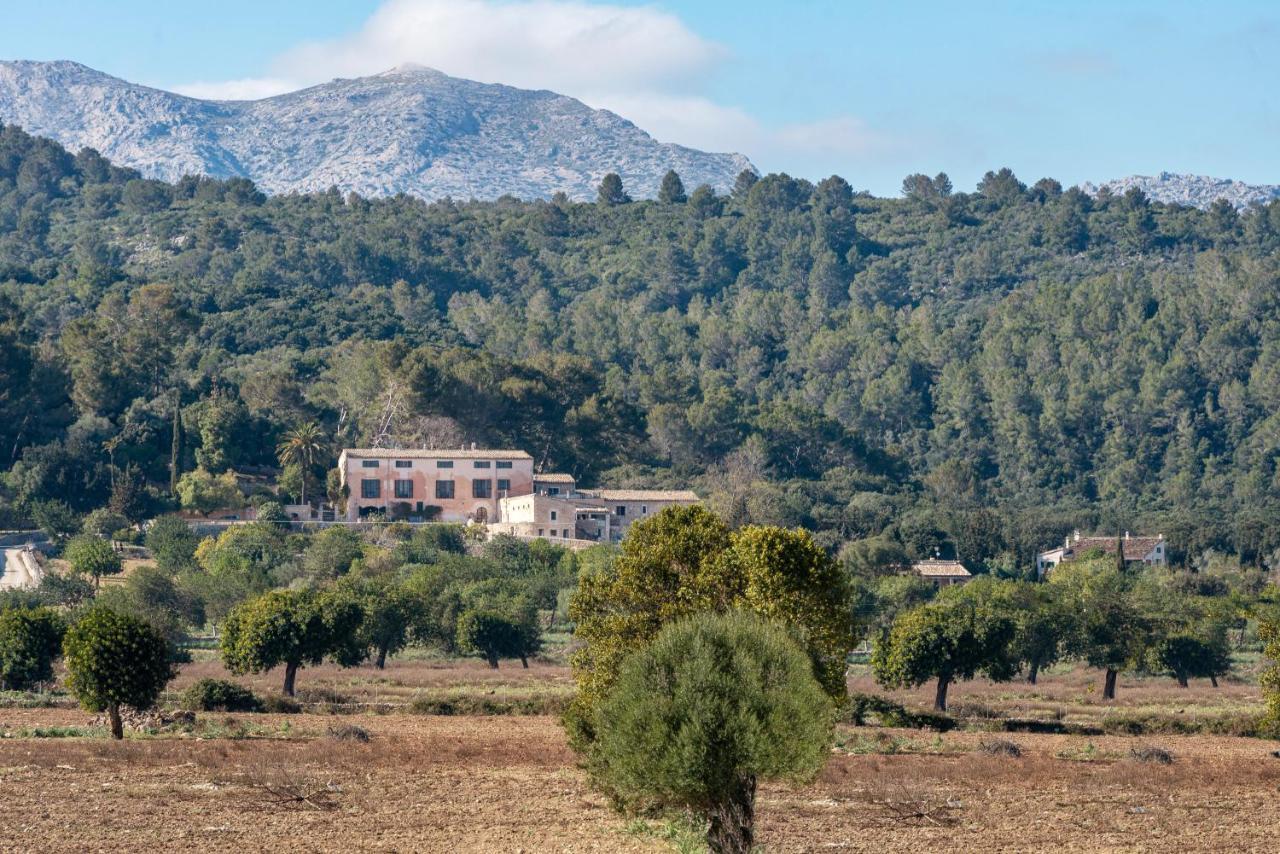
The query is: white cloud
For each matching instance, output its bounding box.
[171,0,890,173]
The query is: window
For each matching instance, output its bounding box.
[435,481,455,500]
[436,460,454,469]
[547,487,560,496]
[641,505,648,515]
[537,529,544,536]
[360,479,381,499]
[394,480,413,499]
[550,510,558,521]
[361,460,379,468]
[473,479,492,499]
[497,479,510,493]
[394,460,412,469]
[473,461,491,469]
[496,460,513,469]
[615,505,627,516]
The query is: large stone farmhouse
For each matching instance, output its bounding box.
[337,447,699,544]
[1036,531,1167,577]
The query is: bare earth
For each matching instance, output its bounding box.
[2,659,1279,852]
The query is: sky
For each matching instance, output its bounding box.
[2,0,1277,196]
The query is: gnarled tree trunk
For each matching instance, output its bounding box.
[1102,668,1118,700]
[1210,674,1219,688]
[376,647,387,670]
[707,774,756,854]
[107,701,123,740]
[283,661,299,697]
[486,649,499,669]
[1027,662,1040,685]
[934,675,951,712]
[1175,671,1188,688]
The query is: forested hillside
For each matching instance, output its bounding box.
[3,121,1280,570]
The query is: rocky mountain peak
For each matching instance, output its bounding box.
[0,59,753,201]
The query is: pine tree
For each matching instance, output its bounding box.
[658,170,687,204]
[597,173,630,206]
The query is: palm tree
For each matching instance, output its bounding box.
[276,422,326,506]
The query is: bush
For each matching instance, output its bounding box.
[0,607,66,690]
[978,738,1023,758]
[594,612,835,854]
[1129,745,1174,764]
[261,694,302,714]
[846,692,956,731]
[180,678,263,712]
[327,723,371,742]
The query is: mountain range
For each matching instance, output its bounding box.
[0,60,753,201]
[1079,172,1280,210]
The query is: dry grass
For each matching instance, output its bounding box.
[1,659,1278,851]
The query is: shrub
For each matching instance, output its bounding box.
[978,739,1023,758]
[327,723,371,742]
[180,678,263,712]
[846,692,956,731]
[261,694,302,714]
[594,612,834,854]
[63,607,175,739]
[0,607,66,690]
[1129,745,1174,765]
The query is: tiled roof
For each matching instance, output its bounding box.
[582,489,701,502]
[342,448,533,460]
[911,559,972,578]
[534,473,577,483]
[1065,536,1164,561]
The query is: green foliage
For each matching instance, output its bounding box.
[1050,560,1151,695]
[343,575,417,668]
[1259,611,1280,729]
[569,507,853,748]
[144,515,200,573]
[176,468,243,515]
[597,172,630,205]
[255,500,288,525]
[871,577,1018,710]
[82,508,129,539]
[594,611,833,853]
[302,525,365,579]
[0,606,66,690]
[29,500,81,542]
[657,170,687,204]
[180,677,263,712]
[220,587,365,695]
[95,564,204,654]
[63,534,122,587]
[4,126,1280,574]
[62,607,174,736]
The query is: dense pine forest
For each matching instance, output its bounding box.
[3,121,1280,572]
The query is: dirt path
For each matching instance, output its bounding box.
[0,546,43,590]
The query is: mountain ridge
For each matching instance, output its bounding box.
[0,59,753,201]
[1079,172,1280,210]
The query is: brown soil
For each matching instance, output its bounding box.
[3,660,1278,852]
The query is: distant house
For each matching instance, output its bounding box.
[493,487,700,544]
[911,559,972,588]
[337,446,534,523]
[1036,531,1167,577]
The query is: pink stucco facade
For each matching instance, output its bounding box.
[338,448,534,523]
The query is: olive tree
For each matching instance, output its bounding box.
[1050,561,1150,700]
[596,612,833,854]
[0,606,66,690]
[63,607,174,739]
[220,588,364,696]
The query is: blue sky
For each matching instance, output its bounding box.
[3,0,1277,195]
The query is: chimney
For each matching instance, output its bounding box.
[1124,531,1130,539]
